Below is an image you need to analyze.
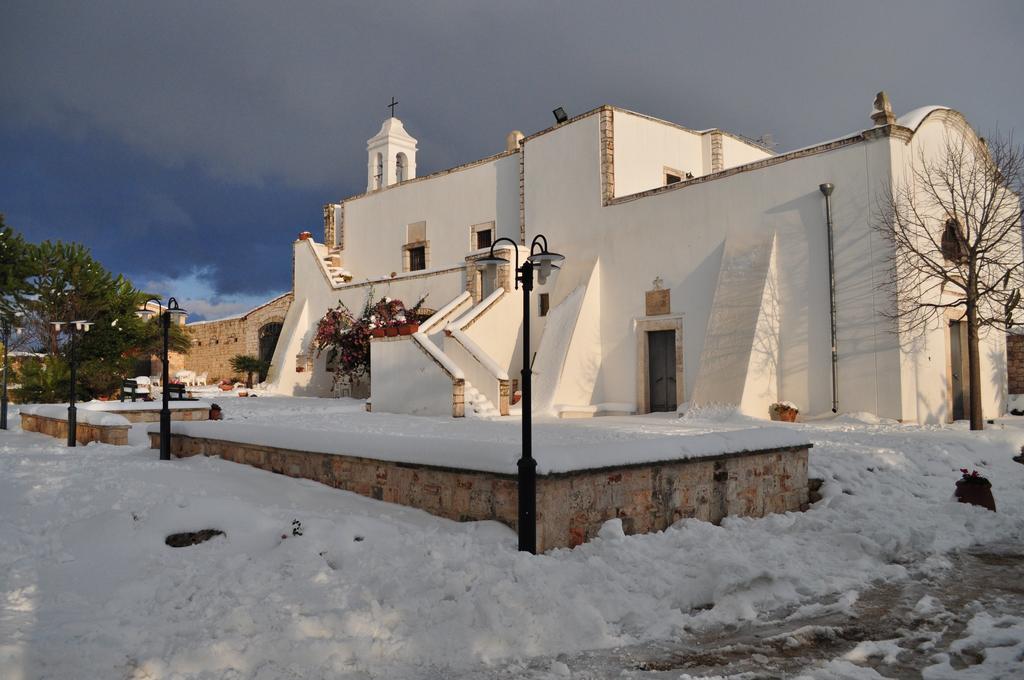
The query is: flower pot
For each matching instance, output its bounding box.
[298,231,313,241]
[770,407,798,422]
[385,327,399,337]
[371,328,386,338]
[219,384,234,391]
[97,396,110,402]
[955,480,996,511]
[398,323,419,336]
[209,405,223,421]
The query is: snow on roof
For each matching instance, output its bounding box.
[897,106,949,131]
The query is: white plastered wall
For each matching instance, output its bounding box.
[266,239,466,397]
[613,111,705,196]
[720,134,774,169]
[890,111,1010,422]
[523,110,904,420]
[341,153,520,279]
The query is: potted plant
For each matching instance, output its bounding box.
[955,469,996,511]
[769,401,799,422]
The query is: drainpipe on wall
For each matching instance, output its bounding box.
[819,183,839,413]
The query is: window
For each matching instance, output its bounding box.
[408,246,426,271]
[374,153,384,189]
[664,166,687,186]
[476,229,492,249]
[471,221,495,251]
[539,293,550,317]
[941,218,968,264]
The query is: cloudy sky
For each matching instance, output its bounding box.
[2,1,1022,319]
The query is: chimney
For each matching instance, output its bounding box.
[871,91,896,126]
[506,130,524,152]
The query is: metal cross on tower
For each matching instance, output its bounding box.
[388,96,398,117]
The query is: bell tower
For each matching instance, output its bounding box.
[366,101,417,191]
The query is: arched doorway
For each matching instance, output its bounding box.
[258,322,283,382]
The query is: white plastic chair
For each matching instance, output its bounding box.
[133,376,152,395]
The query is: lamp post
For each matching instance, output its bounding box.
[51,319,93,446]
[477,235,564,554]
[1,313,24,430]
[138,297,186,460]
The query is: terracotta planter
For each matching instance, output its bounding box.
[770,407,798,422]
[297,231,312,241]
[219,384,234,391]
[398,323,419,335]
[385,326,399,337]
[209,405,223,421]
[97,396,110,402]
[955,480,996,511]
[371,328,386,338]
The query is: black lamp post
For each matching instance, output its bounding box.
[51,319,93,446]
[1,313,24,430]
[476,235,564,554]
[138,297,186,460]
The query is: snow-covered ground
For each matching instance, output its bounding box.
[1,398,1022,679]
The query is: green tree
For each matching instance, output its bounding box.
[0,214,35,331]
[12,356,70,404]
[6,226,192,400]
[230,354,268,388]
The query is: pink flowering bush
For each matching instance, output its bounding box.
[311,292,427,386]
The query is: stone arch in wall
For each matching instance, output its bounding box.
[258,321,284,382]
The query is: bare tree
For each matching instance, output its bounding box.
[876,130,1024,430]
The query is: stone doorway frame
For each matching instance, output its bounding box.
[945,309,970,423]
[635,314,685,414]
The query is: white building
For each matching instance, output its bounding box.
[266,96,1010,423]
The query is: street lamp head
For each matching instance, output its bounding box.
[51,321,64,332]
[135,307,157,321]
[527,247,565,286]
[73,321,93,333]
[166,297,187,324]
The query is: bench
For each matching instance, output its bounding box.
[166,383,187,400]
[121,379,142,402]
[164,384,200,401]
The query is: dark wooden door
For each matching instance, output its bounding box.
[950,321,966,421]
[258,322,283,382]
[648,330,677,412]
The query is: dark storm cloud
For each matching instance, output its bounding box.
[2,1,1022,316]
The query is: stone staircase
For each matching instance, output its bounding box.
[322,247,352,285]
[464,380,500,418]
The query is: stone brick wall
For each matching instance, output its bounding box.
[172,293,293,383]
[22,412,129,445]
[1008,334,1024,394]
[159,431,808,552]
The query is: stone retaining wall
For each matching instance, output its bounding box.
[22,412,130,446]
[105,407,210,423]
[156,432,809,551]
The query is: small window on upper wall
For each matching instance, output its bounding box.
[539,293,550,317]
[476,229,492,249]
[664,166,686,186]
[471,221,495,251]
[408,246,426,271]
